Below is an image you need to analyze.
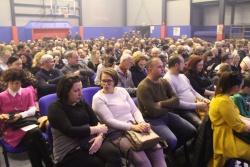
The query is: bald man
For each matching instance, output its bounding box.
[137,57,196,151]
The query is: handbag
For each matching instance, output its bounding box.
[10,116,39,130]
[196,100,209,121]
[233,130,250,144]
[125,129,165,151]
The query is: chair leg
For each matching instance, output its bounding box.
[183,143,190,166]
[2,147,10,167]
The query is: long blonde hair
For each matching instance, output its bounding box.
[90,50,101,68]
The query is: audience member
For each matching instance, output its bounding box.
[164,54,210,128]
[93,68,167,167]
[35,54,64,98]
[52,50,65,69]
[115,54,137,97]
[62,50,94,88]
[130,52,147,87]
[209,72,250,166]
[185,55,214,97]
[0,49,11,71]
[233,75,250,118]
[30,51,44,75]
[95,56,116,85]
[0,69,55,167]
[48,74,122,167]
[88,50,101,72]
[137,57,196,152]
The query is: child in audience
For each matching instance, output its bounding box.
[233,75,250,118]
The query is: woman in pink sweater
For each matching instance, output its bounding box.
[0,69,54,167]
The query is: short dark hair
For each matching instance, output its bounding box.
[6,55,21,65]
[162,44,169,51]
[2,68,27,83]
[168,54,181,68]
[146,57,161,70]
[57,74,81,103]
[101,68,119,86]
[158,54,167,63]
[215,72,242,96]
[17,43,25,51]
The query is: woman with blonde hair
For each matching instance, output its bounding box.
[231,52,241,72]
[31,51,45,75]
[88,50,102,72]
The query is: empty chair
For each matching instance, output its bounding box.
[82,86,101,106]
[39,93,58,116]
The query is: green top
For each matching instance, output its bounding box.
[233,93,250,118]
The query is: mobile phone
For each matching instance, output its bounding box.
[8,114,15,120]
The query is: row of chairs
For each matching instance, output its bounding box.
[0,86,101,167]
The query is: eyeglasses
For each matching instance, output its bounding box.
[101,79,114,84]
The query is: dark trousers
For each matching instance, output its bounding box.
[23,128,55,167]
[57,140,122,167]
[174,109,202,129]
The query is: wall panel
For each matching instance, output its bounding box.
[126,0,162,26]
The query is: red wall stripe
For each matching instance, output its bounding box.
[12,26,18,44]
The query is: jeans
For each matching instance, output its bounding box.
[174,109,202,129]
[144,112,197,151]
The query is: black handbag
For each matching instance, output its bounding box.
[10,116,39,130]
[233,130,250,144]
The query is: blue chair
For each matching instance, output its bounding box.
[1,128,48,167]
[39,93,58,116]
[89,73,97,86]
[82,87,101,106]
[132,97,138,106]
[1,139,26,167]
[47,124,53,152]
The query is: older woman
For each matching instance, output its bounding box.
[0,69,54,167]
[130,51,147,87]
[92,68,167,167]
[185,55,214,97]
[209,72,250,166]
[48,74,122,167]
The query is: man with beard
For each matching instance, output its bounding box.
[164,54,210,129]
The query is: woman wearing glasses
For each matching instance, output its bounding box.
[0,68,54,167]
[47,74,122,167]
[92,68,167,167]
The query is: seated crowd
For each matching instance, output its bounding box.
[0,35,250,167]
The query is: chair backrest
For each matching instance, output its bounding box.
[132,97,138,106]
[89,73,97,86]
[82,87,101,106]
[39,93,58,116]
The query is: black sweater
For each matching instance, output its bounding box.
[48,99,99,138]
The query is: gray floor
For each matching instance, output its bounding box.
[0,146,31,167]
